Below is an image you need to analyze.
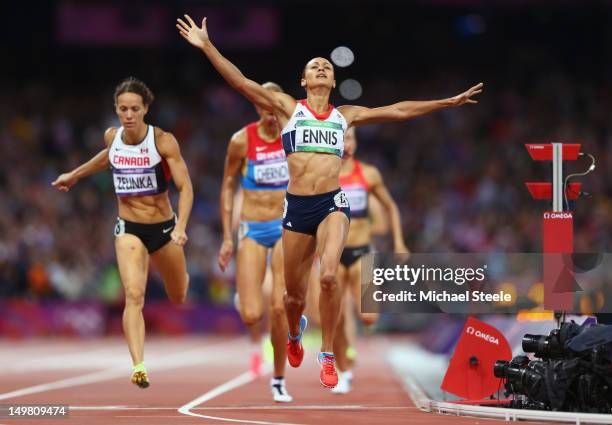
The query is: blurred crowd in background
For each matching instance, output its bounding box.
[1,1,611,308]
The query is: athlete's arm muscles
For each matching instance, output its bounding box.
[220,130,247,241]
[176,15,295,118]
[365,164,409,254]
[51,127,115,192]
[367,195,390,236]
[218,129,247,271]
[156,129,193,246]
[338,83,483,127]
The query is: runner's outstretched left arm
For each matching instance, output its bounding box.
[339,83,483,127]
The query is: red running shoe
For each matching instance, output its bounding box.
[318,352,338,388]
[250,351,262,377]
[287,315,307,368]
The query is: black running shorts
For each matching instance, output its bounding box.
[114,215,177,253]
[340,245,371,268]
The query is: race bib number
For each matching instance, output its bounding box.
[344,188,367,212]
[114,218,125,236]
[334,191,350,208]
[113,169,158,196]
[294,120,344,156]
[253,161,289,185]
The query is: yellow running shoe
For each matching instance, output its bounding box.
[131,362,150,389]
[346,346,357,361]
[262,336,274,365]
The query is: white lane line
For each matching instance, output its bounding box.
[0,339,239,401]
[178,365,302,425]
[195,406,417,411]
[70,406,133,410]
[0,339,219,374]
[70,405,417,411]
[180,371,260,408]
[117,415,182,418]
[0,348,127,374]
[0,369,129,401]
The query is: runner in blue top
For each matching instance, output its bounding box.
[217,82,293,402]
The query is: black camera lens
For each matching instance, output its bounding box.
[522,334,547,354]
[493,360,509,378]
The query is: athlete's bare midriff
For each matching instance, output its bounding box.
[241,189,285,222]
[345,217,371,247]
[286,152,341,195]
[117,193,173,224]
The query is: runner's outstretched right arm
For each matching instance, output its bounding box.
[51,128,114,191]
[176,15,294,116]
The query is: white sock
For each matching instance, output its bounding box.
[271,377,285,385]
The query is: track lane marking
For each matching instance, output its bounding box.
[70,405,417,411]
[178,365,303,425]
[0,339,240,401]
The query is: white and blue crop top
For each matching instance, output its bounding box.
[281,100,348,157]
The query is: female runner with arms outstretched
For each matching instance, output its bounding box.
[177,15,482,388]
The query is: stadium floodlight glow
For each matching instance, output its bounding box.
[330,46,354,67]
[339,79,362,100]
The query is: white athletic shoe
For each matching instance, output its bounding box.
[271,378,293,402]
[331,370,352,394]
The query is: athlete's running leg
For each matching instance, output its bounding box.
[332,261,359,394]
[333,264,351,373]
[269,240,292,402]
[150,242,189,305]
[337,256,377,372]
[332,296,355,394]
[283,231,316,337]
[348,257,379,326]
[270,240,288,376]
[334,256,376,375]
[315,212,349,387]
[304,260,322,327]
[236,237,268,373]
[316,212,350,353]
[283,230,316,367]
[115,234,150,387]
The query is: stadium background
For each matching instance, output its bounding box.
[1,0,611,337]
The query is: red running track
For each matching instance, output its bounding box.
[0,336,543,425]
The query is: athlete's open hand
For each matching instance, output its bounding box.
[51,172,78,192]
[176,15,209,49]
[449,82,483,106]
[218,239,234,272]
[171,226,188,247]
